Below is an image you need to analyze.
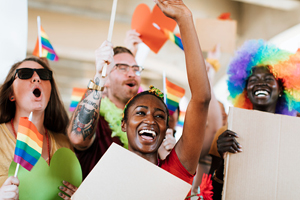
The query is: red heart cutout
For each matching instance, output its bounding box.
[131,4,177,53]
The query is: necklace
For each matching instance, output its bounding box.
[11,118,51,165]
[100,97,128,149]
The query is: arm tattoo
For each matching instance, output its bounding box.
[93,77,100,100]
[72,100,99,140]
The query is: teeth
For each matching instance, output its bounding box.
[255,90,268,96]
[139,129,156,137]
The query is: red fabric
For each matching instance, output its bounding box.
[75,116,123,180]
[160,149,194,184]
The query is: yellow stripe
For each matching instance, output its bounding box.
[71,96,82,102]
[17,133,43,153]
[167,93,181,102]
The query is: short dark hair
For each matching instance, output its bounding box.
[0,57,69,134]
[113,46,134,56]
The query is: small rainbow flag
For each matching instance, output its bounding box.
[165,78,185,116]
[33,26,59,61]
[14,117,43,171]
[69,88,87,112]
[177,110,185,127]
[152,23,183,50]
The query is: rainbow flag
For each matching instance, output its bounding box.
[14,117,43,171]
[69,88,87,112]
[165,78,185,115]
[152,23,183,50]
[33,26,59,61]
[162,28,183,50]
[177,110,185,127]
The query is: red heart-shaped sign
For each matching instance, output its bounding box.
[131,4,177,53]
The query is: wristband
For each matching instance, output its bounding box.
[87,80,104,91]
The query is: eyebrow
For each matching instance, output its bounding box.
[135,105,166,113]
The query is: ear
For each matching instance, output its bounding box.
[121,120,127,132]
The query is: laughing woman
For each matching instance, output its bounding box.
[0,57,72,199]
[118,0,211,185]
[209,40,300,199]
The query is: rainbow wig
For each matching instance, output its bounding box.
[227,39,300,116]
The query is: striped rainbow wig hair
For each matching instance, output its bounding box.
[227,39,300,116]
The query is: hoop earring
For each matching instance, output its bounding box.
[279,94,282,97]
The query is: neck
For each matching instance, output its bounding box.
[253,104,277,114]
[130,149,159,165]
[14,110,46,135]
[108,96,127,110]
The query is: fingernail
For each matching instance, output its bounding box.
[58,192,63,197]
[63,180,67,184]
[59,186,64,190]
[238,144,242,148]
[238,148,243,152]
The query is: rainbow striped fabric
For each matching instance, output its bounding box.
[165,78,185,115]
[69,88,86,112]
[14,117,43,171]
[177,110,185,127]
[33,26,59,61]
[162,28,183,50]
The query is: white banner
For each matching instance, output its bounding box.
[0,0,27,83]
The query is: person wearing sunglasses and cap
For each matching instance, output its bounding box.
[0,57,72,199]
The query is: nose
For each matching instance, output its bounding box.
[144,114,155,125]
[127,67,136,77]
[31,71,41,83]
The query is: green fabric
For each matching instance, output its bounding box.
[100,97,128,149]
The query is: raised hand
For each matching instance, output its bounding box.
[217,130,242,158]
[95,40,114,77]
[124,30,142,56]
[154,0,192,21]
[158,128,176,160]
[0,176,19,200]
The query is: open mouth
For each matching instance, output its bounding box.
[138,129,157,140]
[254,90,269,97]
[33,88,41,97]
[126,83,135,88]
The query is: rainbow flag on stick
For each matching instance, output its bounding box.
[177,110,186,127]
[32,16,59,61]
[14,113,43,175]
[164,77,185,116]
[69,88,87,112]
[153,23,183,50]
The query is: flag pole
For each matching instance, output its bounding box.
[14,112,33,177]
[163,71,167,104]
[37,16,42,57]
[99,0,118,89]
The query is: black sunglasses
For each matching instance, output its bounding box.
[14,68,52,80]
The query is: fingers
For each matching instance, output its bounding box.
[2,177,19,187]
[162,132,176,151]
[95,40,114,76]
[58,181,77,199]
[217,130,242,158]
[0,177,19,200]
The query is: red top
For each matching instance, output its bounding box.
[160,148,194,184]
[75,116,123,180]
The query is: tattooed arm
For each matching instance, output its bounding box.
[67,41,114,150]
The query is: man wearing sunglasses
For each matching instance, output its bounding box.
[67,40,143,183]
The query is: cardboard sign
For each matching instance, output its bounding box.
[223,107,300,200]
[195,18,237,53]
[131,4,177,53]
[72,143,191,200]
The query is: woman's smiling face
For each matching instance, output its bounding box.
[122,94,168,154]
[246,66,282,112]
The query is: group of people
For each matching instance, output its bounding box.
[1,0,300,200]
